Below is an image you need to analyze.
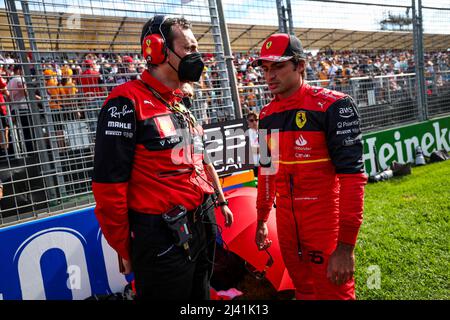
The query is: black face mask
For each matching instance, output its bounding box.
[182,96,193,109]
[169,50,204,82]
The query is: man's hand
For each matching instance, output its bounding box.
[220,205,233,227]
[326,242,355,286]
[120,258,132,275]
[255,220,272,251]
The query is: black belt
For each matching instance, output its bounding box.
[129,194,211,227]
[188,194,213,223]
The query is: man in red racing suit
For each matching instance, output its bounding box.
[253,34,367,300]
[92,16,232,300]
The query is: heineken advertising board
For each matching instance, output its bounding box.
[362,115,450,175]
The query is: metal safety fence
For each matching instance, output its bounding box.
[240,71,450,131]
[0,0,448,225]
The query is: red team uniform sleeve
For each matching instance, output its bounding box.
[256,166,276,222]
[337,173,367,245]
[256,125,277,223]
[92,96,137,261]
[92,182,131,260]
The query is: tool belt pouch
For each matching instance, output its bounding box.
[162,205,192,247]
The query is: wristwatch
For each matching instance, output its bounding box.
[217,200,229,207]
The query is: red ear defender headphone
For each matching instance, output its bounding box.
[142,15,168,65]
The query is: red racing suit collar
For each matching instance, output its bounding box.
[140,69,183,100]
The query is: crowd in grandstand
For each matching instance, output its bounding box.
[0,48,448,137]
[235,50,449,84]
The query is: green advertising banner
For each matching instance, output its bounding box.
[362,115,450,175]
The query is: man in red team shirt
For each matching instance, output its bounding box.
[253,34,367,300]
[80,59,104,131]
[92,16,233,300]
[80,59,103,97]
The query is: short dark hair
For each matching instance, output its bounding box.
[13,64,22,73]
[291,55,307,79]
[140,16,191,51]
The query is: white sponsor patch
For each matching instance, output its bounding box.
[295,135,308,146]
[108,105,133,119]
[105,130,122,136]
[338,106,355,119]
[336,129,351,135]
[294,196,318,201]
[337,120,359,129]
[343,136,361,146]
[295,153,311,158]
[107,121,132,130]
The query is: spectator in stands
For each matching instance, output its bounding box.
[246,111,259,178]
[101,60,118,91]
[245,65,259,83]
[181,80,208,124]
[318,61,330,87]
[402,58,412,75]
[0,75,10,155]
[327,58,339,89]
[60,66,80,120]
[116,56,134,84]
[44,69,62,110]
[239,85,249,116]
[3,54,14,65]
[306,60,316,80]
[136,63,146,80]
[238,54,248,75]
[245,82,257,111]
[80,59,104,98]
[7,64,34,153]
[80,59,104,131]
[195,66,211,124]
[341,60,353,91]
[425,60,436,94]
[43,68,66,145]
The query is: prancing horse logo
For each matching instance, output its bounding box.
[295,111,307,129]
[145,39,152,56]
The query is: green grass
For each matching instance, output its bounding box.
[355,161,450,300]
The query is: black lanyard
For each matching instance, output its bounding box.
[139,82,218,197]
[139,80,195,128]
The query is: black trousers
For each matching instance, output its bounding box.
[129,195,216,301]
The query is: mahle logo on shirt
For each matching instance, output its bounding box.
[295,111,307,129]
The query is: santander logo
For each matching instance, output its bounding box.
[295,135,308,147]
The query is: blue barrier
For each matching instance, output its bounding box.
[0,207,131,300]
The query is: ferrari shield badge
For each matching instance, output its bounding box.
[295,111,307,129]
